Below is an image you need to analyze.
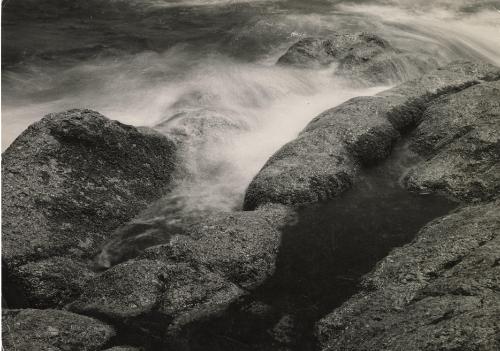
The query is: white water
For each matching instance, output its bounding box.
[2,0,500,212]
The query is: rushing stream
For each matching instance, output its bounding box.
[3,0,500,213]
[2,1,500,350]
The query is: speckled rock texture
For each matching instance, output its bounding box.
[2,109,177,308]
[69,204,292,346]
[405,80,500,202]
[316,201,500,351]
[2,308,115,351]
[277,32,439,85]
[244,61,500,210]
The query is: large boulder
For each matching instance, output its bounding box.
[277,32,439,85]
[2,308,115,351]
[2,109,177,308]
[244,61,500,210]
[243,129,360,210]
[316,201,500,351]
[405,80,500,202]
[69,204,292,347]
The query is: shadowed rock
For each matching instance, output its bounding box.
[316,201,500,351]
[2,308,115,351]
[244,61,500,210]
[277,32,439,85]
[2,109,177,308]
[405,80,500,201]
[69,204,292,347]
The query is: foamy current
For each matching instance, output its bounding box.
[2,0,500,211]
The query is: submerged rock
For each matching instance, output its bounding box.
[154,108,247,145]
[277,32,439,85]
[2,109,177,308]
[244,61,500,209]
[2,308,115,351]
[69,204,292,347]
[316,201,500,351]
[405,80,500,201]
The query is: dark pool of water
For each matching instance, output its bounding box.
[180,143,458,351]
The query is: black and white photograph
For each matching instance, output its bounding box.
[1,0,499,350]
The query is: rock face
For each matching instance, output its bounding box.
[405,80,500,202]
[69,204,292,347]
[2,308,115,351]
[244,61,500,210]
[2,109,177,308]
[313,65,500,351]
[316,201,500,351]
[277,32,439,85]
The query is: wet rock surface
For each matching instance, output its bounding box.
[405,80,500,201]
[317,201,500,351]
[244,61,500,209]
[2,308,115,351]
[2,109,177,308]
[2,60,499,351]
[277,32,438,85]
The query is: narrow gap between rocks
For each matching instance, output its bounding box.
[166,141,458,351]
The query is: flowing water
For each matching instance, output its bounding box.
[3,0,500,212]
[2,1,500,349]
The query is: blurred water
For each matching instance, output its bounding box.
[2,0,500,212]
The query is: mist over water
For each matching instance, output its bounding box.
[2,0,500,212]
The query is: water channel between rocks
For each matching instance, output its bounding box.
[171,141,458,351]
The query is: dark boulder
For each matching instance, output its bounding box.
[316,201,500,351]
[277,32,439,85]
[4,256,95,309]
[2,109,177,308]
[2,308,115,351]
[69,204,292,346]
[244,61,500,210]
[405,80,500,202]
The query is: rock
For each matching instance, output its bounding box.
[316,201,500,351]
[277,37,340,68]
[303,96,400,164]
[277,32,439,85]
[271,314,296,346]
[3,256,95,309]
[154,108,247,145]
[153,108,249,199]
[2,308,115,351]
[244,61,500,209]
[69,204,292,345]
[103,347,142,351]
[380,61,500,132]
[2,109,177,308]
[405,80,500,201]
[243,129,360,210]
